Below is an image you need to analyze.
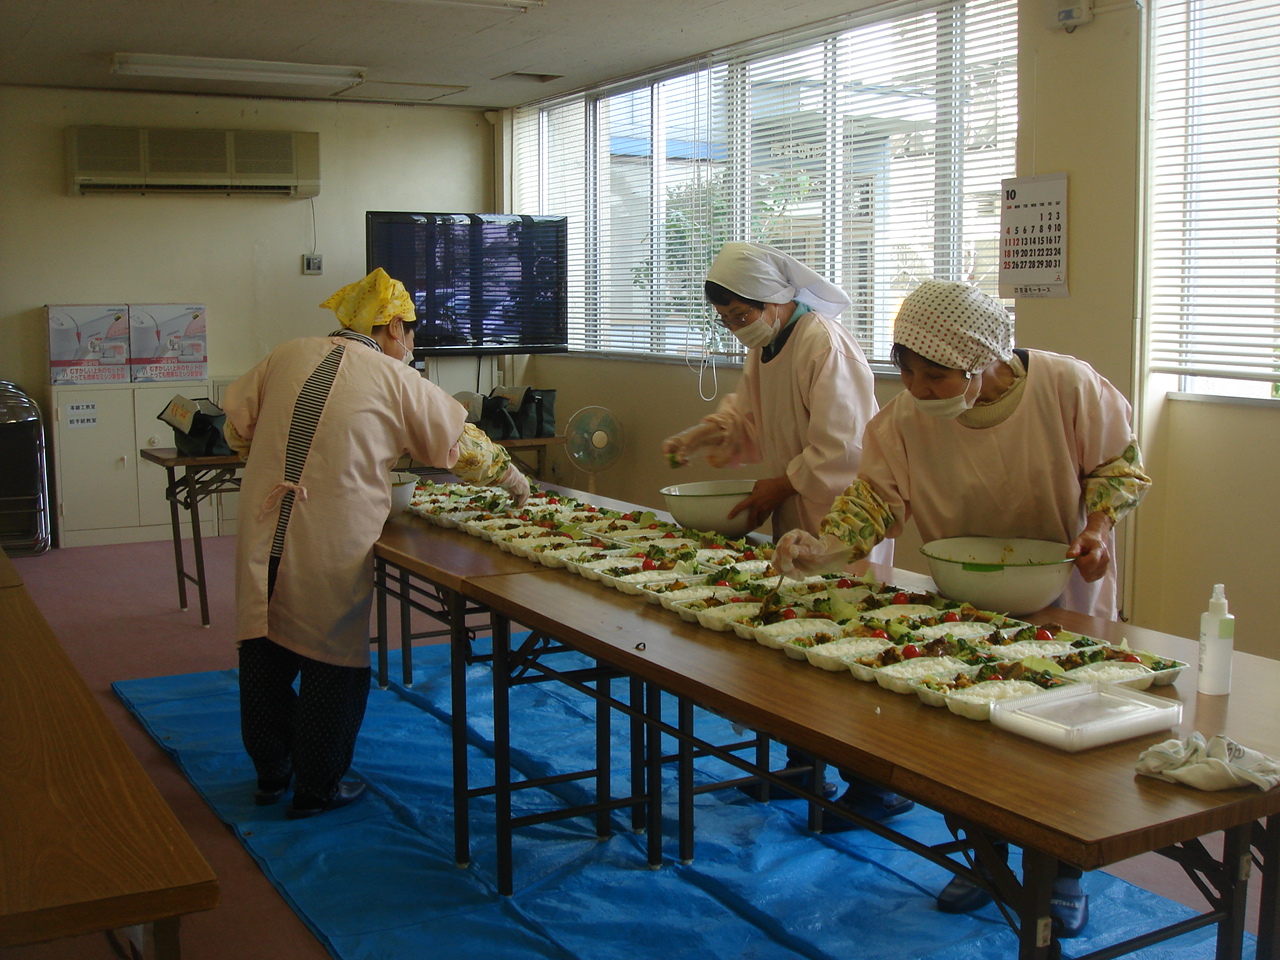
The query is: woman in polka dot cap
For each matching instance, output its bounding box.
[777,279,1150,619]
[774,280,1152,935]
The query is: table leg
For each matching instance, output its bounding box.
[645,681,663,869]
[595,664,612,839]
[184,466,211,627]
[449,589,470,869]
[375,558,389,689]
[629,676,646,833]
[1215,824,1251,960]
[1016,847,1056,960]
[164,467,188,612]
[1255,816,1279,960]
[142,916,182,960]
[400,566,413,687]
[677,697,694,864]
[493,614,514,895]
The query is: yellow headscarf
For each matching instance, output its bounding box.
[319,267,416,336]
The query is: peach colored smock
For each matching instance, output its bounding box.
[837,349,1141,618]
[224,335,473,667]
[704,311,893,565]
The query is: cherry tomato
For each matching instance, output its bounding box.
[662,532,676,539]
[892,592,910,605]
[518,514,530,521]
[586,506,598,513]
[836,578,856,589]
[621,512,635,521]
[943,611,961,623]
[868,629,890,640]
[715,579,730,587]
[639,559,657,571]
[901,644,922,659]
[986,673,1004,682]
[741,551,756,560]
[781,608,798,620]
[1035,628,1055,643]
[1121,653,1143,663]
[547,497,559,504]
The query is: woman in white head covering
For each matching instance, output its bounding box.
[772,279,1153,931]
[663,243,906,826]
[662,242,892,551]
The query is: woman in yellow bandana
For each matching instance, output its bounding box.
[222,268,528,819]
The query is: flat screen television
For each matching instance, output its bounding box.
[366,211,569,357]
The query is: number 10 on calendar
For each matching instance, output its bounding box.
[999,171,1068,299]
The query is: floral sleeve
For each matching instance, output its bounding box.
[222,417,251,458]
[450,423,513,486]
[817,478,896,561]
[1083,441,1151,523]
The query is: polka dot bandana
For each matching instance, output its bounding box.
[893,280,1013,371]
[706,242,852,319]
[319,267,416,336]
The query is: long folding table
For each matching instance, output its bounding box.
[373,501,1280,960]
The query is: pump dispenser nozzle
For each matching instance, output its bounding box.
[1208,583,1229,616]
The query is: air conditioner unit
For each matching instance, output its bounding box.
[66,126,320,198]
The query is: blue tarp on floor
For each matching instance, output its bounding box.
[113,641,1252,960]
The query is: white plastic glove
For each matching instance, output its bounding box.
[498,465,531,508]
[661,422,726,467]
[774,530,851,578]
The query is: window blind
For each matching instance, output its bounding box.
[1149,0,1280,389]
[511,0,1017,359]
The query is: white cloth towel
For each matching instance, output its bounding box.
[1136,732,1280,791]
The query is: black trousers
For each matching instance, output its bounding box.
[237,556,372,803]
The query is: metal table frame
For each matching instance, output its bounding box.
[370,501,1279,960]
[139,448,243,626]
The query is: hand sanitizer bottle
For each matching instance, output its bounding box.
[1197,584,1234,696]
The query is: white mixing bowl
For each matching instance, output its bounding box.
[660,480,759,537]
[920,536,1075,615]
[390,472,417,514]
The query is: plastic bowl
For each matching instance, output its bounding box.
[659,480,759,537]
[919,536,1074,615]
[390,472,417,514]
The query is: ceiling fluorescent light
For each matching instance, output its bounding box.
[110,53,365,89]
[399,0,543,10]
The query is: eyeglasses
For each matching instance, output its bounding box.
[713,306,761,330]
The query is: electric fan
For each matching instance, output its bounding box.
[564,405,625,494]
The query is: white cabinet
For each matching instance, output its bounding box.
[52,382,216,547]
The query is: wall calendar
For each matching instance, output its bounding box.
[999,172,1068,299]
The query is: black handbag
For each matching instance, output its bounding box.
[513,389,556,439]
[478,395,518,441]
[157,395,233,457]
[489,386,557,439]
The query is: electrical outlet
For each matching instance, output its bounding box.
[302,254,323,275]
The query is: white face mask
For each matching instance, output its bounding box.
[911,375,976,419]
[398,337,414,365]
[732,315,777,350]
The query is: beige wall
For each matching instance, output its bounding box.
[0,86,494,414]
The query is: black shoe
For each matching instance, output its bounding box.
[254,773,292,806]
[936,873,994,913]
[1050,880,1089,938]
[819,785,915,833]
[286,780,366,819]
[738,772,838,802]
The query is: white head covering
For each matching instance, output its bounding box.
[893,280,1014,372]
[706,242,851,319]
